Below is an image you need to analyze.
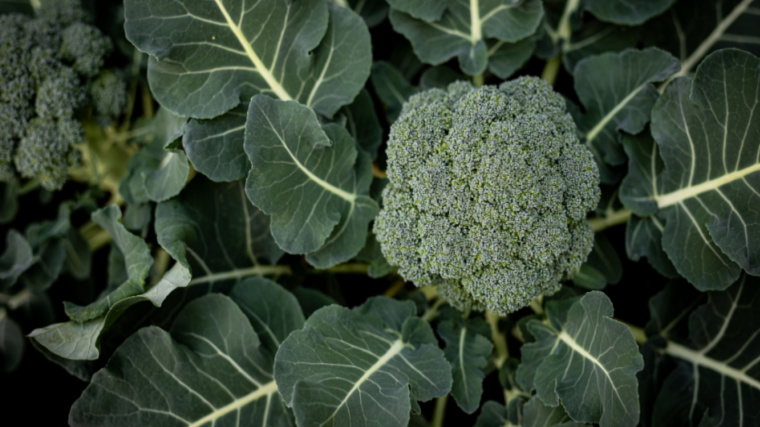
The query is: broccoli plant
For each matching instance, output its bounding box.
[2,1,760,427]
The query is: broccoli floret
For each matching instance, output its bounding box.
[13,117,83,191]
[374,77,601,315]
[89,70,128,126]
[60,23,112,77]
[35,0,91,26]
[36,67,85,119]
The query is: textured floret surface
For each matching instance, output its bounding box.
[374,77,600,314]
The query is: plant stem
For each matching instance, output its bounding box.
[422,298,446,322]
[486,311,509,368]
[541,55,562,86]
[312,262,370,274]
[530,295,544,315]
[472,73,485,87]
[150,248,171,285]
[383,278,406,298]
[431,395,448,427]
[372,163,387,178]
[188,265,293,285]
[18,179,41,195]
[622,321,647,345]
[0,288,32,310]
[588,208,632,232]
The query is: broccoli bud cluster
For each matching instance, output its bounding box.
[0,0,127,190]
[374,77,601,315]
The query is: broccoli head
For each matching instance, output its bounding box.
[60,22,112,78]
[89,70,128,126]
[13,117,83,191]
[374,77,601,315]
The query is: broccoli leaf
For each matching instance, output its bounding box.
[0,179,18,224]
[370,61,419,123]
[29,262,191,361]
[155,176,284,287]
[517,292,644,427]
[338,0,388,28]
[244,95,378,259]
[523,395,590,427]
[573,48,680,183]
[386,0,448,22]
[0,315,24,373]
[63,206,153,321]
[621,49,760,291]
[437,317,493,414]
[339,89,383,159]
[70,279,299,427]
[182,105,249,182]
[573,233,622,290]
[474,401,508,427]
[643,275,760,426]
[274,297,452,427]
[0,230,33,290]
[585,0,675,26]
[389,0,543,75]
[124,0,370,119]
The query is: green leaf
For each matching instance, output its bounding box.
[62,228,92,280]
[645,275,760,426]
[523,395,589,427]
[155,176,284,288]
[0,230,33,290]
[437,317,493,414]
[125,0,370,119]
[573,233,622,290]
[487,37,536,79]
[341,0,388,27]
[585,0,675,26]
[474,401,508,427]
[0,315,24,373]
[70,286,298,426]
[419,66,465,90]
[182,105,249,182]
[574,48,680,182]
[517,292,644,427]
[620,131,679,278]
[339,89,382,159]
[386,0,448,21]
[389,0,543,75]
[244,95,378,257]
[274,297,452,427]
[370,61,419,123]
[0,179,18,224]
[30,262,192,360]
[621,49,760,291]
[63,206,154,321]
[21,239,66,291]
[120,111,190,204]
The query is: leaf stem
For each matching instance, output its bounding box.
[431,395,448,427]
[541,55,562,86]
[486,311,508,369]
[472,73,485,87]
[422,298,446,322]
[188,265,293,285]
[588,209,632,232]
[621,321,647,345]
[0,288,32,310]
[18,179,40,195]
[312,262,370,274]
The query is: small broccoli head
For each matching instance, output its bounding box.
[60,23,112,77]
[89,70,128,126]
[36,67,86,119]
[13,117,83,190]
[374,77,600,315]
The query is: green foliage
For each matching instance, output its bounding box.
[374,77,600,315]
[3,1,760,426]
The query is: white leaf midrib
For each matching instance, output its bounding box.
[665,342,760,391]
[213,0,292,101]
[655,162,760,208]
[187,380,278,427]
[556,330,630,415]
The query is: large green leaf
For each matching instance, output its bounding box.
[182,105,249,182]
[29,262,192,361]
[585,0,675,26]
[437,317,492,414]
[523,395,589,427]
[244,95,378,260]
[274,297,452,427]
[621,49,760,291]
[70,279,300,426]
[120,108,189,204]
[388,0,543,75]
[517,292,644,427]
[0,315,24,373]
[645,0,759,82]
[341,0,388,27]
[386,0,448,21]
[339,89,382,159]
[125,0,370,119]
[0,230,33,290]
[156,176,284,288]
[573,48,680,183]
[644,276,760,426]
[370,61,419,123]
[63,206,153,322]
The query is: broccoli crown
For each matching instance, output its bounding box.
[14,117,83,191]
[374,77,601,315]
[90,70,128,126]
[0,1,115,189]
